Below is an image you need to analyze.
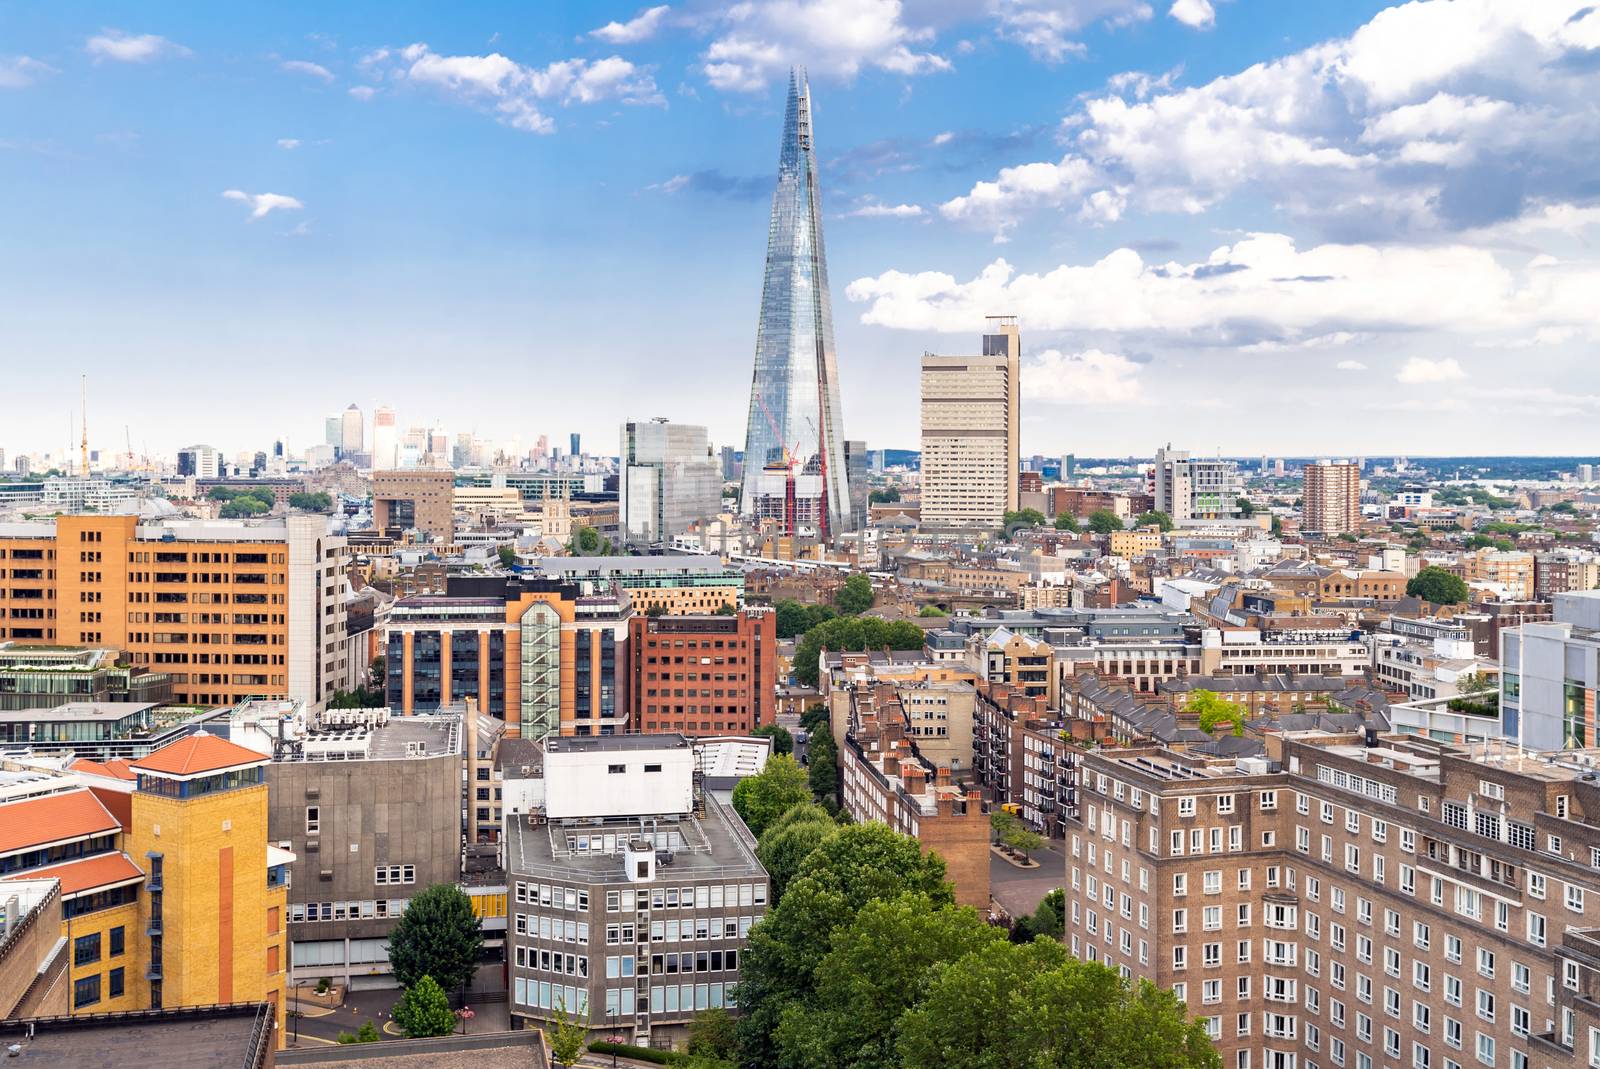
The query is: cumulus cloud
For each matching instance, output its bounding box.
[348,85,377,101]
[589,5,672,44]
[86,30,190,63]
[1168,0,1214,29]
[700,0,951,92]
[370,42,663,133]
[222,189,304,220]
[0,56,56,89]
[937,1,1600,238]
[1024,348,1145,404]
[845,232,1600,344]
[1396,357,1465,384]
[1335,359,1368,371]
[844,201,924,218]
[282,59,334,82]
[277,138,301,150]
[990,1,1153,63]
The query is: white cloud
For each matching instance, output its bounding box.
[1335,359,1368,371]
[0,55,56,89]
[374,42,662,133]
[348,85,377,101]
[1024,348,1144,404]
[86,30,190,63]
[989,1,1153,62]
[846,231,1600,343]
[277,138,301,150]
[1168,0,1214,30]
[282,59,334,83]
[700,0,951,92]
[1396,357,1465,384]
[222,189,304,220]
[589,5,672,44]
[936,1,1600,238]
[844,202,924,218]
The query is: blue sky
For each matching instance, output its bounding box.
[4,1,1599,461]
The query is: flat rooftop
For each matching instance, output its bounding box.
[0,702,158,724]
[507,791,763,884]
[544,733,690,753]
[0,1004,271,1068]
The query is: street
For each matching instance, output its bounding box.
[989,838,1064,922]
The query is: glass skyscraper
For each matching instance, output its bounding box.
[739,68,853,536]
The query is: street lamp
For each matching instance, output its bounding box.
[607,1008,621,1068]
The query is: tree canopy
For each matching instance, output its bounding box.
[385,884,484,994]
[731,755,812,839]
[917,604,948,618]
[1235,497,1255,517]
[1053,514,1080,532]
[1135,510,1174,531]
[1187,689,1245,737]
[756,802,838,902]
[1407,565,1469,605]
[835,574,876,615]
[1086,509,1124,534]
[792,617,926,688]
[567,525,613,556]
[991,810,1043,856]
[868,487,901,504]
[807,727,839,804]
[289,491,332,512]
[1003,508,1046,532]
[392,975,456,1039]
[752,723,794,756]
[774,599,838,639]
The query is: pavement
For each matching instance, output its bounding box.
[285,964,510,1048]
[989,838,1064,921]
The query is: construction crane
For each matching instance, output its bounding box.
[125,425,136,473]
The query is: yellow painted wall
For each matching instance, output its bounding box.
[62,898,141,1015]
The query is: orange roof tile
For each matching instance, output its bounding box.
[3,851,143,897]
[130,732,267,778]
[70,757,138,781]
[0,789,121,855]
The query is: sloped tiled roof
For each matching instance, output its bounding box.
[3,851,143,897]
[0,789,121,855]
[130,732,267,778]
[69,756,137,781]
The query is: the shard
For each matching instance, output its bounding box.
[739,68,853,537]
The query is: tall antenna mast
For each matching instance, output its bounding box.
[80,374,89,477]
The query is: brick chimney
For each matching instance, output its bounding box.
[884,750,902,778]
[903,763,927,795]
[935,764,952,787]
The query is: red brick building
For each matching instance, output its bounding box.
[626,610,776,735]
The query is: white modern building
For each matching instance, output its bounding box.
[619,420,721,548]
[1149,445,1243,521]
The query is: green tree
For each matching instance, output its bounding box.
[1187,689,1245,737]
[1086,509,1124,534]
[289,491,332,511]
[751,723,794,756]
[1053,514,1080,532]
[734,824,954,1067]
[756,802,837,901]
[917,604,949,618]
[1002,508,1046,531]
[392,975,456,1039]
[772,893,1005,1069]
[731,754,812,838]
[688,1007,740,1062]
[898,940,1218,1069]
[567,525,612,556]
[1270,514,1284,536]
[868,487,901,504]
[328,686,384,709]
[1235,497,1255,517]
[807,728,839,803]
[1012,887,1065,943]
[1134,510,1174,531]
[385,884,484,994]
[547,996,589,1068]
[792,617,925,688]
[497,544,518,567]
[990,810,1043,856]
[1407,565,1469,605]
[834,573,876,615]
[774,599,837,639]
[799,703,830,736]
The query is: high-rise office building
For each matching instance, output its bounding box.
[340,404,364,458]
[1302,460,1362,535]
[175,445,219,479]
[739,69,852,538]
[1149,445,1244,521]
[570,433,581,457]
[324,415,342,451]
[620,420,721,548]
[919,318,1021,531]
[371,405,398,471]
[843,440,869,531]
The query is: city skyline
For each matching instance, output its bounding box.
[4,2,1600,459]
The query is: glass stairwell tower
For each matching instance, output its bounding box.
[739,68,853,537]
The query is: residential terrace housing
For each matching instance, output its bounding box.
[840,685,989,910]
[0,513,348,712]
[1066,731,1600,1069]
[505,734,767,1047]
[971,681,1090,839]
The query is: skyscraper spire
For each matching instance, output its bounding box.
[739,68,853,537]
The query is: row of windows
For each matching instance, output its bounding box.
[602,883,765,911]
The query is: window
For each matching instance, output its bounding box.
[74,932,101,966]
[306,806,320,834]
[109,926,125,956]
[608,764,626,774]
[109,967,124,998]
[73,975,100,1008]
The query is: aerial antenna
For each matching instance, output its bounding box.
[81,375,89,477]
